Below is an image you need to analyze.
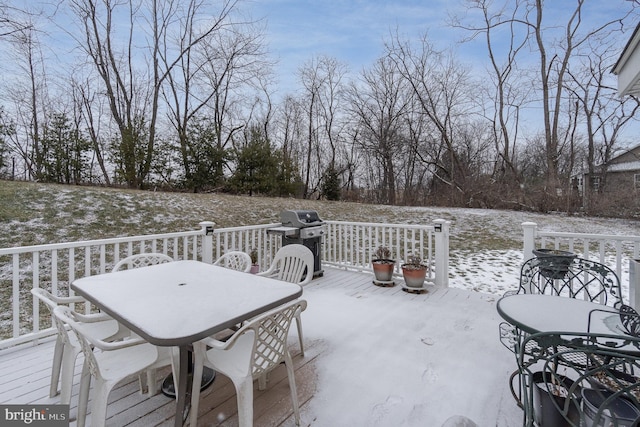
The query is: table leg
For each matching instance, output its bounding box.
[174,346,189,427]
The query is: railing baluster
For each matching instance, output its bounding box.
[17,253,26,337]
[1,221,441,347]
[52,249,58,296]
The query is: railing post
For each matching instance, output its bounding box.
[433,219,450,287]
[522,222,537,263]
[199,221,216,264]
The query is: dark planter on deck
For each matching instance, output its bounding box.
[533,249,577,279]
[532,371,580,426]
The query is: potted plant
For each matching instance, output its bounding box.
[249,248,260,274]
[531,371,580,426]
[372,245,395,286]
[532,248,576,279]
[401,254,428,288]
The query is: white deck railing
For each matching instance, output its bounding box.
[0,219,449,349]
[522,221,640,306]
[522,222,640,279]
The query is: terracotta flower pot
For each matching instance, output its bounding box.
[401,264,427,288]
[372,259,395,282]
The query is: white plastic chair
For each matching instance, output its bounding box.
[31,288,123,405]
[214,251,252,272]
[257,244,313,355]
[189,299,307,427]
[112,252,178,393]
[112,252,173,271]
[53,306,173,427]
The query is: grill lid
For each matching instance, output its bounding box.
[280,209,324,228]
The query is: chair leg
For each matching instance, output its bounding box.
[146,368,158,396]
[234,377,254,427]
[295,314,305,357]
[90,378,111,427]
[77,363,92,427]
[258,373,268,390]
[59,346,79,405]
[138,372,148,395]
[49,337,64,398]
[284,352,301,425]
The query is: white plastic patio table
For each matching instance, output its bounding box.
[497,294,623,335]
[71,259,303,427]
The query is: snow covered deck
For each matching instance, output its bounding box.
[0,266,521,426]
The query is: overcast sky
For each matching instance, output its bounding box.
[248,0,639,97]
[250,0,463,94]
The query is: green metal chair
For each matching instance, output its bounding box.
[517,330,640,426]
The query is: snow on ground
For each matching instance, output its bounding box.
[4,183,640,425]
[298,276,519,427]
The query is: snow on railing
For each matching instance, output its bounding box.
[0,219,449,349]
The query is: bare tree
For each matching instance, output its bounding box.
[522,0,633,193]
[161,0,269,191]
[349,55,410,205]
[387,34,477,203]
[452,0,531,184]
[0,2,33,38]
[68,0,244,188]
[73,76,112,184]
[567,39,640,208]
[3,19,50,180]
[297,55,349,199]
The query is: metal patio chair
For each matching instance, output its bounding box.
[517,331,640,426]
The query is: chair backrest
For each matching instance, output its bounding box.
[226,299,307,379]
[517,257,622,306]
[214,251,252,272]
[31,288,85,345]
[518,331,640,426]
[112,253,173,272]
[268,244,314,285]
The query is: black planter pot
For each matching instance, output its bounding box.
[532,371,581,426]
[582,388,640,427]
[533,249,577,279]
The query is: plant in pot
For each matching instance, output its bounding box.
[372,245,395,286]
[531,371,580,427]
[249,248,260,274]
[401,254,428,289]
[532,248,576,279]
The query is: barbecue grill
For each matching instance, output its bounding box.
[267,210,325,277]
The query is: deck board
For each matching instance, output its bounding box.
[0,267,520,426]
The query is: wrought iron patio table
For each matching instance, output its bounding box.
[71,260,303,427]
[498,294,640,425]
[498,294,624,336]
